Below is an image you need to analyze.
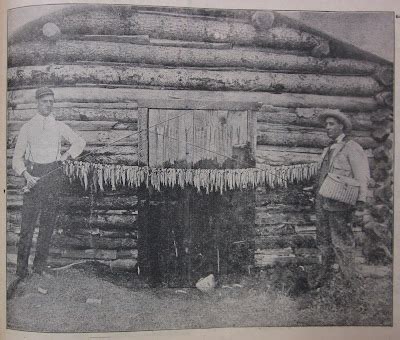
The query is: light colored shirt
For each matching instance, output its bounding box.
[12,114,86,176]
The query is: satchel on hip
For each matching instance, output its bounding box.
[318,142,360,206]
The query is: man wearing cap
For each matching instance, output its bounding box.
[313,111,370,289]
[12,87,86,278]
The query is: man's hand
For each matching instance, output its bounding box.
[23,171,40,189]
[60,151,70,162]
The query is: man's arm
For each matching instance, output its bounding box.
[59,122,86,160]
[348,142,370,203]
[12,124,28,176]
[12,124,40,188]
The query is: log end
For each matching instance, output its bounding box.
[374,66,394,87]
[370,108,391,123]
[311,40,330,58]
[42,22,61,40]
[372,126,391,143]
[375,91,393,108]
[251,11,275,30]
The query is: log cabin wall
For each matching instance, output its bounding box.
[6,5,393,270]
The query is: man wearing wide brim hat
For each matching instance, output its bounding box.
[12,87,86,279]
[313,110,370,291]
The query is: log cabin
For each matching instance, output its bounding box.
[6,4,393,285]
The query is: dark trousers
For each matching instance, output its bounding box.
[316,201,356,284]
[16,162,62,278]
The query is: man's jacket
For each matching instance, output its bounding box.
[318,136,370,211]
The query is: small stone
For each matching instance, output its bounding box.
[196,274,216,292]
[86,298,102,305]
[38,287,47,295]
[221,285,233,289]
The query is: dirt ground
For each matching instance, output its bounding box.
[6,262,393,332]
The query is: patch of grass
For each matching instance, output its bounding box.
[7,266,298,332]
[6,263,392,332]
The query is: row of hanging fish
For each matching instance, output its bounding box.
[64,160,320,194]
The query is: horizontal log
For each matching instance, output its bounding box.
[7,191,139,211]
[7,230,41,248]
[59,213,137,229]
[255,203,313,213]
[117,249,138,259]
[150,39,232,49]
[9,40,378,75]
[6,145,138,160]
[72,34,150,44]
[255,247,293,256]
[256,144,373,167]
[255,223,316,238]
[255,234,317,249]
[64,228,138,239]
[257,107,373,131]
[13,102,138,110]
[69,154,139,165]
[6,244,61,257]
[257,123,376,149]
[7,252,83,268]
[109,259,137,271]
[51,234,137,250]
[8,88,379,112]
[15,9,326,50]
[256,186,314,206]
[60,194,138,210]
[61,248,117,260]
[7,129,138,148]
[8,64,382,97]
[79,209,137,215]
[257,132,376,149]
[7,120,124,132]
[255,207,315,227]
[8,107,139,122]
[254,252,320,267]
[256,146,320,166]
[11,99,262,112]
[294,225,317,235]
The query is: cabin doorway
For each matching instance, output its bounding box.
[136,107,257,286]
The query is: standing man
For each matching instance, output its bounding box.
[314,112,370,289]
[12,87,86,278]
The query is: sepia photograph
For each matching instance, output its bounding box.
[4,0,396,335]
